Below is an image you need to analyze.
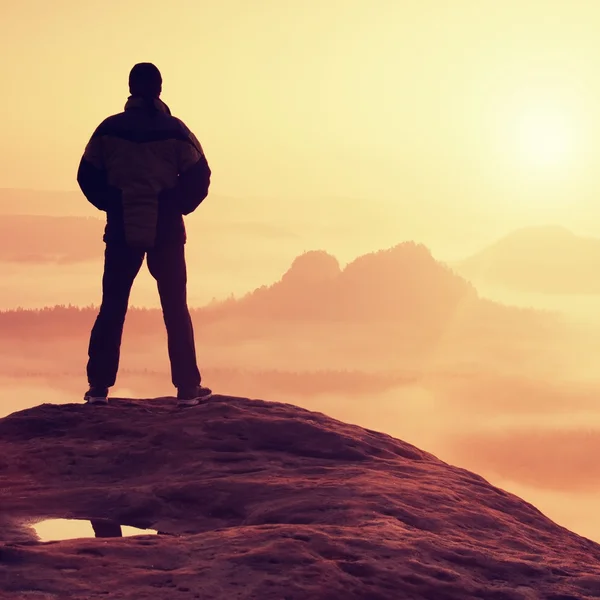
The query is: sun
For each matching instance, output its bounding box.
[515,109,574,169]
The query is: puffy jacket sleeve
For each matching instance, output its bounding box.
[77,125,113,211]
[175,122,211,215]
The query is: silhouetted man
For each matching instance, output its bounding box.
[77,62,212,406]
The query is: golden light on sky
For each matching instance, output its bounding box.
[489,83,586,180]
[3,0,600,255]
[516,109,574,169]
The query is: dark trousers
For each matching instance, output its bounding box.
[87,243,201,390]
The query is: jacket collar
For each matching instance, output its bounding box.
[124,96,171,115]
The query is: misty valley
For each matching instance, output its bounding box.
[3,215,600,545]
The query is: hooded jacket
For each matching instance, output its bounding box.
[77,96,211,248]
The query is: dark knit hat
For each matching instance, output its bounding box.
[129,63,162,98]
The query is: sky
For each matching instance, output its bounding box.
[4,1,600,258]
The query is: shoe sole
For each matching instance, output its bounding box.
[84,396,108,405]
[177,392,213,407]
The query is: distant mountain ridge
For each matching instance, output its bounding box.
[455,225,600,294]
[223,243,476,324]
[0,188,94,217]
[1,239,545,316]
[0,214,104,263]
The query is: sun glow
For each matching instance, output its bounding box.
[515,109,575,168]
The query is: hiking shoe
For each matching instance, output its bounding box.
[177,385,212,406]
[84,386,109,405]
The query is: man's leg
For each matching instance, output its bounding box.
[86,244,144,390]
[146,244,202,391]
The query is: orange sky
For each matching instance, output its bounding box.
[4,0,600,257]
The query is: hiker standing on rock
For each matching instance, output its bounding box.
[77,62,213,407]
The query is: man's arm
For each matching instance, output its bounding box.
[76,128,112,211]
[175,123,211,215]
